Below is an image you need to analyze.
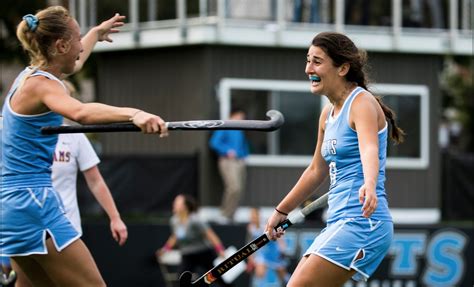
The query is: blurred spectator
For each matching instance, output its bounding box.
[247,207,290,286]
[345,0,371,25]
[0,256,16,286]
[209,108,249,223]
[438,115,450,150]
[405,0,445,28]
[228,0,273,20]
[156,194,232,286]
[294,0,319,23]
[440,57,473,152]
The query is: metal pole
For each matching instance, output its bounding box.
[321,0,329,24]
[199,0,208,18]
[129,0,140,44]
[276,0,285,43]
[148,0,157,22]
[392,0,402,49]
[177,0,187,40]
[461,0,470,30]
[217,0,226,40]
[335,0,344,33]
[89,0,96,27]
[449,0,458,47]
[68,0,76,18]
[79,0,87,33]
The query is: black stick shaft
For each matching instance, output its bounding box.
[190,219,292,286]
[41,110,284,134]
[182,192,329,286]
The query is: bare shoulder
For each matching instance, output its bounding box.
[351,90,381,114]
[24,75,65,97]
[318,104,332,131]
[350,90,386,129]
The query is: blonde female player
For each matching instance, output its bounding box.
[265,32,404,286]
[0,6,167,286]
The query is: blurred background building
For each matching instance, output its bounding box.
[1,0,472,286]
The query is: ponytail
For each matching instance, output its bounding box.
[374,96,405,144]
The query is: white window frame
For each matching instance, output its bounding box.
[218,78,429,169]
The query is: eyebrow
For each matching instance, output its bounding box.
[307,55,323,60]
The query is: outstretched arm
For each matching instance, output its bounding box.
[71,13,126,75]
[205,228,226,258]
[156,234,177,258]
[82,165,128,246]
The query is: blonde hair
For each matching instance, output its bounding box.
[16,6,73,69]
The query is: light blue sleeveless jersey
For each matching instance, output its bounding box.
[2,67,63,188]
[321,87,392,223]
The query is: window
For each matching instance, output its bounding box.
[218,79,429,169]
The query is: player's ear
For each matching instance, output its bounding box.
[338,63,350,77]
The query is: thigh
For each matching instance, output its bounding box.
[11,256,54,287]
[288,254,355,287]
[32,238,105,287]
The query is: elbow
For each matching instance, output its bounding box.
[69,113,87,124]
[70,107,91,124]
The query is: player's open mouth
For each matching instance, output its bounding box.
[309,75,321,83]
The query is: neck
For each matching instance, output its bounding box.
[39,64,62,79]
[178,212,189,221]
[327,82,357,108]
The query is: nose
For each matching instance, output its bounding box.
[305,62,313,75]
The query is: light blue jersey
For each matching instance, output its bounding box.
[0,67,79,256]
[2,67,63,188]
[303,87,393,281]
[321,86,392,223]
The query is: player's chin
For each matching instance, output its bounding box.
[310,85,322,95]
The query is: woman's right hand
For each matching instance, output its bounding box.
[264,210,287,240]
[155,248,166,260]
[131,111,168,137]
[95,13,126,42]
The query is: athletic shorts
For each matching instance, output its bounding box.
[0,186,80,256]
[304,217,393,281]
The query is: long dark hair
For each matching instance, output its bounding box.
[181,194,198,214]
[312,32,405,144]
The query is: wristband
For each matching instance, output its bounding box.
[162,243,172,251]
[275,208,288,216]
[215,244,225,253]
[129,110,143,121]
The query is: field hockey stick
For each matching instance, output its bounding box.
[179,192,329,287]
[40,110,284,134]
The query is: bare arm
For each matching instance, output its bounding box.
[71,13,126,75]
[36,79,167,135]
[205,228,226,257]
[83,166,128,246]
[351,92,382,218]
[156,234,178,258]
[265,106,331,239]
